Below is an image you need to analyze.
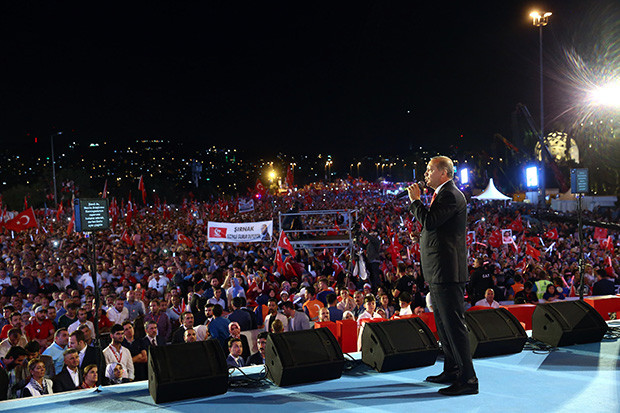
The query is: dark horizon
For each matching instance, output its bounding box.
[1,1,616,158]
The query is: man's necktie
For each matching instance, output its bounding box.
[430,192,437,205]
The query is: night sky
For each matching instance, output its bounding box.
[1,0,614,157]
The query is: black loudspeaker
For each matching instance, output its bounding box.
[465,308,527,358]
[148,340,228,403]
[265,327,344,386]
[361,318,439,372]
[532,300,608,347]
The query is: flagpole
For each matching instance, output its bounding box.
[577,194,585,300]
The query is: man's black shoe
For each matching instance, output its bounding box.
[437,378,479,396]
[425,372,459,384]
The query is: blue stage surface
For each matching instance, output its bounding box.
[2,322,620,413]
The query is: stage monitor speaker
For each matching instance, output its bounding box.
[148,339,228,404]
[465,308,527,358]
[532,300,608,347]
[265,327,344,386]
[361,317,439,372]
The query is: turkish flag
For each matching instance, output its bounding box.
[508,216,524,233]
[283,256,302,279]
[67,209,75,235]
[332,255,345,275]
[277,231,295,257]
[177,232,193,248]
[411,243,420,261]
[138,176,146,204]
[121,229,134,246]
[488,230,502,248]
[256,179,267,197]
[361,216,372,231]
[602,236,614,254]
[466,231,475,246]
[594,227,608,241]
[274,248,284,273]
[543,228,558,240]
[4,208,38,232]
[525,243,541,261]
[286,165,294,188]
[605,257,614,277]
[56,203,64,221]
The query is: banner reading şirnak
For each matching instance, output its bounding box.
[207,220,273,242]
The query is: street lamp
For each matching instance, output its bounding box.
[51,131,63,208]
[357,162,361,177]
[530,10,552,206]
[586,80,620,108]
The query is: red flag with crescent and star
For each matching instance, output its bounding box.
[4,208,38,232]
[177,231,193,248]
[277,231,295,257]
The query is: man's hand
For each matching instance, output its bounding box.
[407,183,421,202]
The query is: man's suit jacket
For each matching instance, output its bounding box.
[247,352,265,366]
[288,311,310,331]
[80,346,101,370]
[410,179,468,284]
[141,335,166,349]
[226,354,245,368]
[171,326,189,344]
[52,366,82,393]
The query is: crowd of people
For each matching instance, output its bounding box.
[0,179,618,399]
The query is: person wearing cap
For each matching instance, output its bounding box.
[25,306,55,348]
[148,267,169,296]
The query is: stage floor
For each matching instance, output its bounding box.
[2,321,620,413]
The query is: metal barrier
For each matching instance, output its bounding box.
[278,209,356,252]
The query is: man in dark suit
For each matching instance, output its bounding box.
[247,332,268,366]
[141,321,167,348]
[0,346,28,401]
[226,337,245,368]
[408,156,477,396]
[52,348,82,393]
[68,330,99,371]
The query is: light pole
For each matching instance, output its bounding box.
[357,162,361,178]
[51,131,62,208]
[530,10,552,206]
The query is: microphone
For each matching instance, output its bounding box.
[395,181,426,199]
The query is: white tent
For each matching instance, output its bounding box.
[472,178,511,200]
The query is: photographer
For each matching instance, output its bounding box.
[359,229,382,288]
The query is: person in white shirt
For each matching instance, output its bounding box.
[207,287,226,310]
[357,295,382,326]
[107,298,129,325]
[147,269,169,296]
[77,271,103,290]
[475,288,500,309]
[67,308,95,334]
[103,324,134,380]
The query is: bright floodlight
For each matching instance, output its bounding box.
[587,80,620,108]
[268,170,276,181]
[526,166,539,188]
[460,168,469,184]
[530,10,551,26]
